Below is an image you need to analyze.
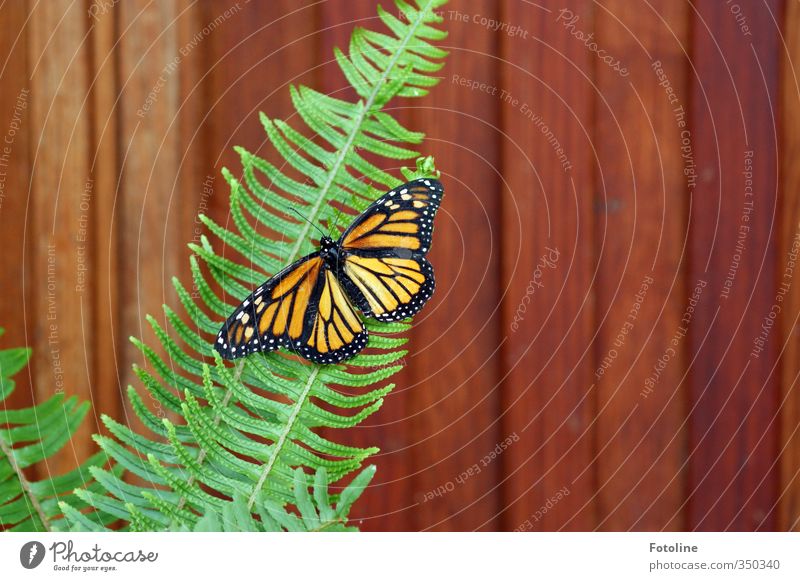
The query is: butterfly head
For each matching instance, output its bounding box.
[319,236,340,263]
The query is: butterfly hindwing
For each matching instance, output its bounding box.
[337,253,435,322]
[301,268,368,363]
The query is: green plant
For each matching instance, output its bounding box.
[1,0,447,532]
[0,330,111,531]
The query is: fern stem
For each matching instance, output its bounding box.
[247,366,320,509]
[0,432,51,531]
[285,0,437,265]
[310,517,346,532]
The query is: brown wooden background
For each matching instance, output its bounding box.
[1,0,800,531]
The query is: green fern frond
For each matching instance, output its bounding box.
[0,329,113,532]
[66,0,448,530]
[159,466,375,532]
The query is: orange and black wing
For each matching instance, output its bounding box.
[337,254,435,322]
[300,267,368,364]
[215,253,323,360]
[337,178,443,322]
[215,254,368,363]
[339,178,443,257]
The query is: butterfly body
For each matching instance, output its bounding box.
[215,178,444,364]
[318,235,342,265]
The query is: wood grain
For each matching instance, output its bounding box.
[592,0,688,531]
[87,0,122,431]
[497,0,596,531]
[406,0,504,531]
[117,1,183,400]
[28,0,96,471]
[687,1,781,531]
[779,0,800,532]
[0,1,33,412]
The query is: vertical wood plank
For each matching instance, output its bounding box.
[205,0,319,223]
[117,1,183,396]
[174,0,211,299]
[498,0,596,531]
[408,0,503,531]
[593,0,688,530]
[28,0,96,470]
[0,2,33,410]
[688,2,781,530]
[779,0,800,532]
[88,0,122,430]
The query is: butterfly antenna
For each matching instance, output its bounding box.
[329,186,361,236]
[329,206,344,237]
[288,206,327,238]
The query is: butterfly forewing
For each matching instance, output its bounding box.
[215,254,325,359]
[340,178,443,255]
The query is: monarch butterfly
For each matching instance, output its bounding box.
[215,178,444,364]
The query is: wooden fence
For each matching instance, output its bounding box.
[1,0,799,531]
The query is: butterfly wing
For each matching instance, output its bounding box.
[339,178,443,256]
[215,253,324,360]
[336,178,443,322]
[301,267,368,364]
[215,253,368,363]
